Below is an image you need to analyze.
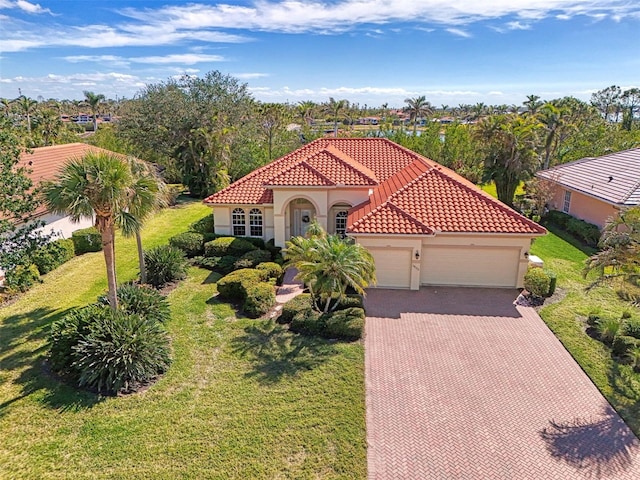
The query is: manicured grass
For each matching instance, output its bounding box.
[480,181,525,199]
[531,225,640,435]
[0,200,365,479]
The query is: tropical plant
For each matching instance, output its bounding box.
[98,283,171,324]
[404,95,433,134]
[324,97,349,137]
[83,91,106,132]
[15,95,38,134]
[144,244,188,288]
[42,152,145,309]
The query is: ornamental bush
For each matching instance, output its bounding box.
[279,293,313,324]
[566,217,601,246]
[98,283,171,324]
[256,262,284,284]
[32,238,75,275]
[204,237,257,258]
[524,268,551,298]
[243,282,276,318]
[73,311,171,394]
[217,268,267,300]
[169,232,205,257]
[235,249,272,269]
[189,213,215,234]
[289,308,323,335]
[545,270,557,297]
[5,263,40,293]
[322,307,365,340]
[49,304,101,375]
[623,317,640,340]
[144,245,188,288]
[612,335,638,358]
[71,227,102,254]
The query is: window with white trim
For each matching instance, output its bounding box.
[249,208,263,237]
[335,210,348,236]
[563,190,572,213]
[232,208,246,236]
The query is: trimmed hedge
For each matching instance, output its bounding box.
[322,307,365,340]
[31,238,75,275]
[544,210,601,246]
[243,282,276,318]
[72,227,102,254]
[545,270,557,297]
[524,268,551,298]
[5,263,40,293]
[235,249,272,269]
[204,237,257,258]
[279,293,313,324]
[217,268,267,300]
[290,308,323,335]
[283,294,365,340]
[256,262,284,284]
[189,213,215,235]
[169,232,205,257]
[544,210,572,228]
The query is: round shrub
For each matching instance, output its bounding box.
[243,282,276,318]
[71,227,102,254]
[169,232,205,257]
[32,239,75,275]
[73,311,171,394]
[256,262,284,284]
[204,237,257,258]
[189,213,215,235]
[279,293,313,324]
[144,245,188,288]
[49,304,104,374]
[236,236,266,249]
[98,283,171,324]
[235,249,271,269]
[545,270,557,297]
[612,335,638,358]
[290,308,323,335]
[217,268,267,300]
[5,263,40,293]
[332,294,364,311]
[524,268,551,298]
[322,307,365,340]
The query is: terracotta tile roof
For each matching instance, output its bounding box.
[204,138,545,235]
[536,148,640,206]
[19,143,132,217]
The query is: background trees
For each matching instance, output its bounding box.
[404,95,433,134]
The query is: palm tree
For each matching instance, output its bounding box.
[16,95,38,133]
[523,94,543,115]
[43,152,147,310]
[297,100,316,127]
[83,91,106,131]
[284,230,376,313]
[324,98,348,137]
[1,98,12,117]
[404,96,433,134]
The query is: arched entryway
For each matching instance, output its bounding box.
[287,198,317,237]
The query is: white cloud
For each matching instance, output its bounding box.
[506,21,531,30]
[63,55,131,67]
[446,28,472,38]
[233,72,270,79]
[15,0,50,14]
[133,53,225,65]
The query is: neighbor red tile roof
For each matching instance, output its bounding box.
[204,138,545,235]
[19,143,132,217]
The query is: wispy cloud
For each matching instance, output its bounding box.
[233,72,270,79]
[0,0,51,14]
[446,27,472,38]
[133,53,225,64]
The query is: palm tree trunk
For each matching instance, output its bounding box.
[136,230,146,284]
[100,223,119,310]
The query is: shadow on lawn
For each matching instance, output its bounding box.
[541,223,598,258]
[0,306,104,415]
[231,320,339,384]
[540,404,640,478]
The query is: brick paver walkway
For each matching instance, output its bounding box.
[365,287,640,479]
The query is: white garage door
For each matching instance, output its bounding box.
[421,246,520,288]
[368,248,412,288]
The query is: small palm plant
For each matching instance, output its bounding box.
[597,317,622,345]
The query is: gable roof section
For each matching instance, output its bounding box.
[536,148,640,206]
[348,159,545,235]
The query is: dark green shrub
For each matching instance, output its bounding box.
[203,232,223,243]
[322,307,365,340]
[235,249,272,269]
[524,268,551,298]
[204,237,257,258]
[217,268,267,300]
[189,213,215,234]
[73,311,171,394]
[333,294,364,311]
[612,335,638,358]
[32,239,75,275]
[243,282,276,318]
[544,210,572,228]
[597,317,622,345]
[236,236,266,249]
[169,232,204,257]
[165,184,184,206]
[566,217,600,246]
[144,245,188,288]
[623,318,640,340]
[545,270,557,297]
[256,262,284,284]
[265,238,282,260]
[49,304,103,374]
[5,263,40,292]
[98,283,171,324]
[71,227,102,254]
[290,308,323,335]
[586,308,602,327]
[279,293,313,324]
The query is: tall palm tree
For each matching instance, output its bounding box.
[1,98,13,117]
[324,97,348,137]
[16,95,38,133]
[43,152,146,310]
[523,94,543,115]
[297,100,316,127]
[404,95,433,134]
[83,91,106,131]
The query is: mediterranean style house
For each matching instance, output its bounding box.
[536,148,640,228]
[204,138,546,290]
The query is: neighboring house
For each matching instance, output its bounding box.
[204,138,545,290]
[536,148,640,228]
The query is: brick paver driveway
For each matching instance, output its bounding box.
[365,287,640,479]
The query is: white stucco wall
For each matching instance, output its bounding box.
[35,213,94,239]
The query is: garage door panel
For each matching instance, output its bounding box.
[421,246,519,288]
[368,248,411,288]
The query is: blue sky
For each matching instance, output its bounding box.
[1,0,639,107]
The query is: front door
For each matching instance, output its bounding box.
[294,208,313,236]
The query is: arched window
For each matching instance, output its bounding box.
[249,208,263,237]
[232,208,246,236]
[335,210,348,236]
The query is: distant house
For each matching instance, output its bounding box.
[536,148,640,228]
[204,138,545,289]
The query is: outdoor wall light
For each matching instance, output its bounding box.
[415,250,420,260]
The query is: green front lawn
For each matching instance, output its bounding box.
[531,225,640,435]
[0,200,365,479]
